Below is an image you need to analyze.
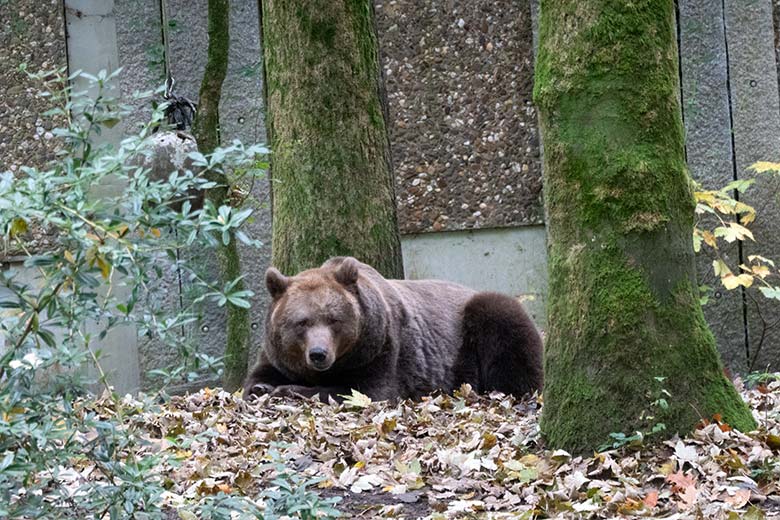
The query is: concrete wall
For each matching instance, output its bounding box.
[680,0,780,371]
[402,226,548,327]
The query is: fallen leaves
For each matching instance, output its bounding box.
[22,378,780,519]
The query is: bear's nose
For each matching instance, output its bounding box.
[308,346,328,365]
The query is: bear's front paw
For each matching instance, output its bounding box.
[244,383,276,399]
[270,384,312,399]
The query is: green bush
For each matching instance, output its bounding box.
[0,68,322,518]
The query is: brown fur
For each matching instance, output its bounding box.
[244,257,543,401]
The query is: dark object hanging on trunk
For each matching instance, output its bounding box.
[157,76,197,131]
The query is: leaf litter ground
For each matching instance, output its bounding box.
[82,379,780,518]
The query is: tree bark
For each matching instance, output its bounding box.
[262,0,403,278]
[534,0,755,452]
[193,0,250,392]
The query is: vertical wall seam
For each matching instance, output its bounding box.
[257,0,273,215]
[156,0,186,328]
[720,0,751,366]
[61,0,72,76]
[158,0,171,80]
[675,0,688,163]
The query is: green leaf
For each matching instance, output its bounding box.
[720,178,755,193]
[37,328,57,348]
[227,296,251,309]
[743,505,767,520]
[758,286,780,300]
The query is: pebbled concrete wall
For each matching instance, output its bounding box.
[0,0,67,256]
[375,0,543,234]
[0,0,67,174]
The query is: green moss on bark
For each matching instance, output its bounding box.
[193,0,250,392]
[262,0,403,278]
[535,0,755,452]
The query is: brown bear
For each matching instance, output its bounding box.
[243,257,543,402]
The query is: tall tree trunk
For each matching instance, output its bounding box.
[262,0,403,278]
[534,0,755,452]
[193,0,250,392]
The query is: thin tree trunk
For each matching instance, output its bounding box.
[534,0,755,452]
[193,0,249,392]
[262,0,403,278]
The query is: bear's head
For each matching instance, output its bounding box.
[264,258,363,377]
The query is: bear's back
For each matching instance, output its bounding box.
[383,278,476,397]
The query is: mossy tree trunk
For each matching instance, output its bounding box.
[534,0,756,453]
[262,0,403,278]
[193,0,250,392]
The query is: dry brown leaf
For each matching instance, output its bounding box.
[643,489,659,508]
[725,488,751,508]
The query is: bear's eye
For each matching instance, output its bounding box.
[294,318,309,329]
[326,316,341,326]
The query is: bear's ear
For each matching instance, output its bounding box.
[334,257,359,287]
[266,267,289,299]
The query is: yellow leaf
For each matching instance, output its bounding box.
[693,230,703,252]
[710,194,739,214]
[721,274,739,290]
[9,217,27,237]
[740,211,756,225]
[115,224,129,238]
[752,265,771,279]
[381,418,397,435]
[150,227,162,238]
[481,432,497,450]
[765,433,780,450]
[714,223,753,243]
[340,389,372,409]
[703,230,717,249]
[694,191,717,205]
[721,273,752,290]
[729,222,754,241]
[102,117,121,129]
[96,256,111,280]
[734,200,756,215]
[519,454,540,466]
[659,460,676,475]
[750,161,780,173]
[713,259,732,277]
[64,250,76,264]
